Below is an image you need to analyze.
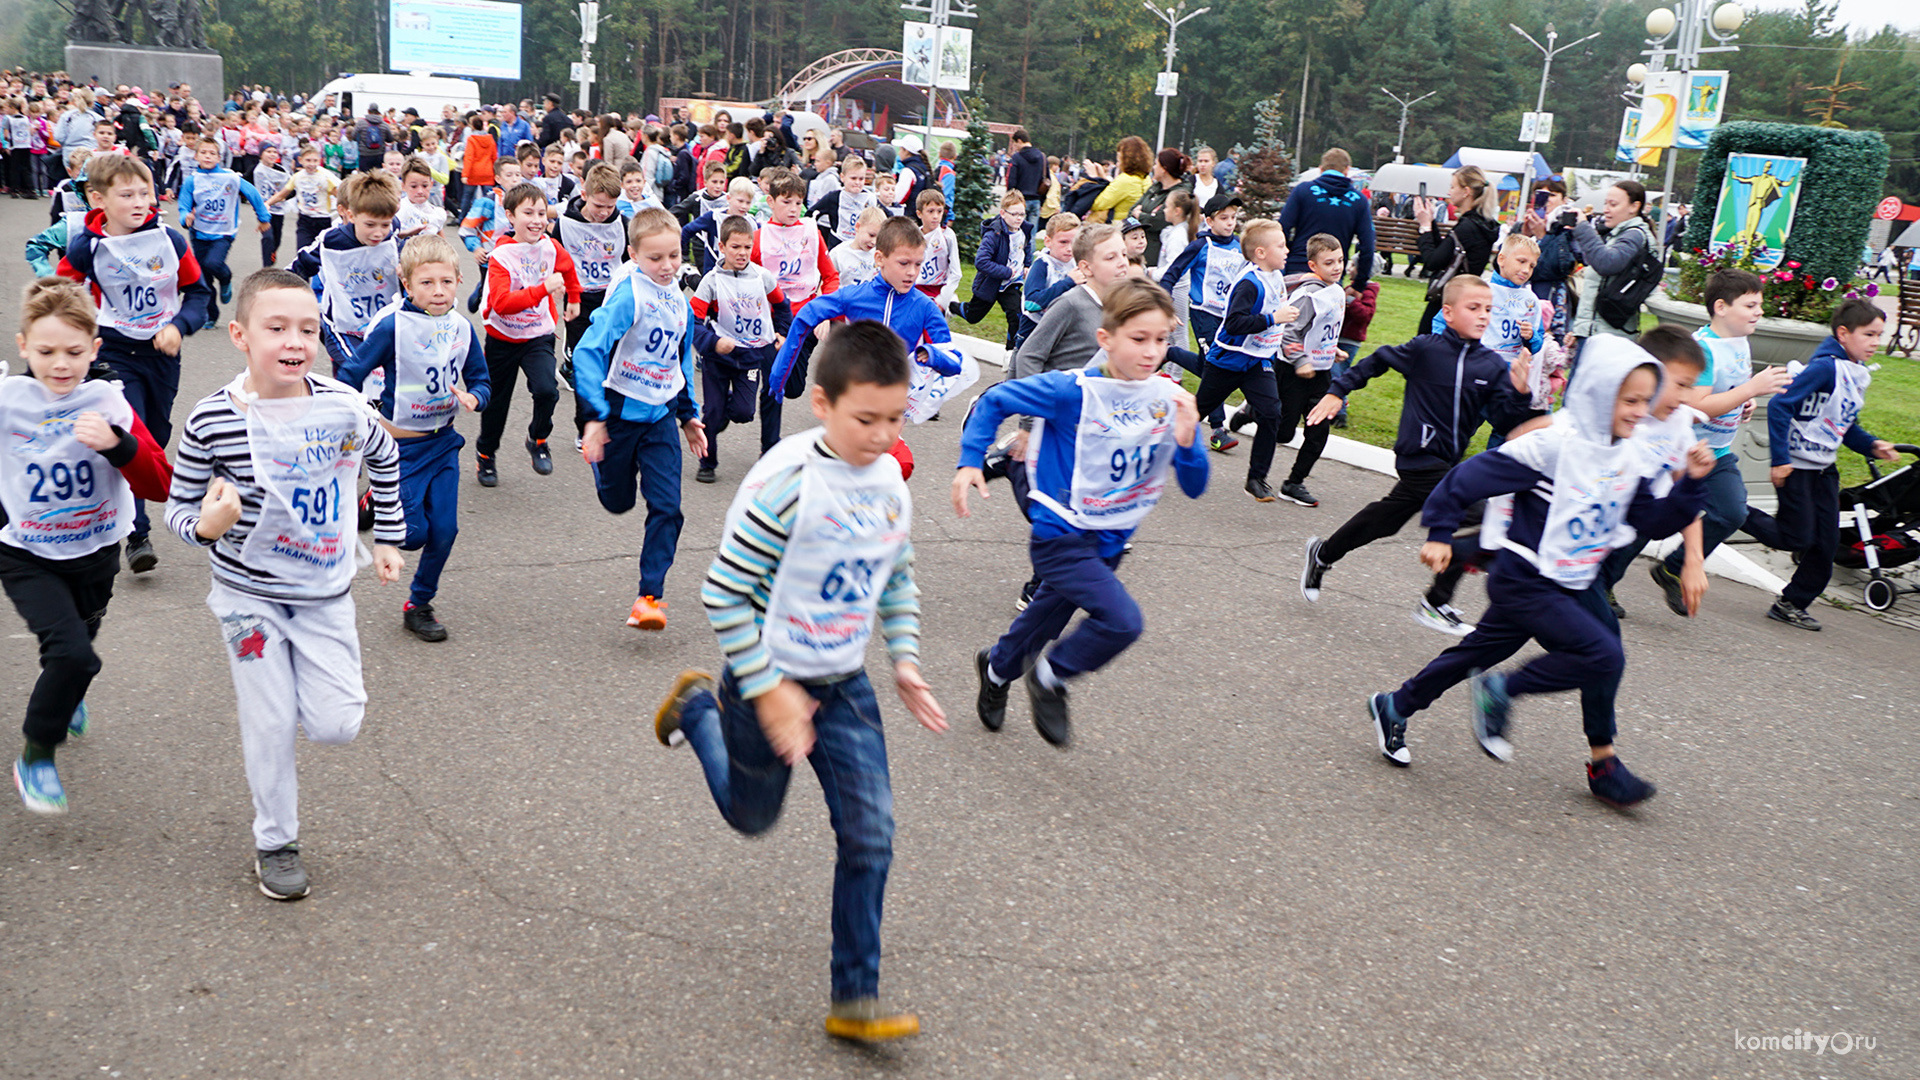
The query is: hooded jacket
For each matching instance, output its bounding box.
[1279,170,1376,288]
[1767,336,1880,469]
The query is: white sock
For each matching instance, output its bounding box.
[985,659,1011,686]
[1033,654,1065,692]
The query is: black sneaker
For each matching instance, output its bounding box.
[1766,597,1821,631]
[1227,404,1253,433]
[947,300,966,320]
[125,534,158,574]
[1606,589,1626,620]
[1279,480,1319,507]
[1245,477,1277,502]
[695,465,717,484]
[255,844,310,900]
[526,438,554,476]
[403,603,448,642]
[1331,413,1350,429]
[476,453,498,487]
[1468,669,1513,762]
[1648,562,1689,617]
[1368,692,1410,767]
[556,357,575,390]
[1015,578,1039,612]
[1587,755,1657,808]
[1300,536,1327,602]
[974,649,1009,732]
[1024,666,1071,748]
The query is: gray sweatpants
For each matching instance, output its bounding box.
[207,581,366,852]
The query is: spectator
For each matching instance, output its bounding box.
[1566,179,1658,344]
[498,103,533,151]
[1413,165,1500,331]
[1132,147,1194,266]
[1088,135,1151,224]
[1519,178,1578,336]
[1191,145,1221,204]
[1006,127,1048,221]
[1278,147,1375,295]
[537,93,568,148]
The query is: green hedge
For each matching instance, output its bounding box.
[1682,122,1890,288]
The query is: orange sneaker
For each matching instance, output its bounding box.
[627,595,668,630]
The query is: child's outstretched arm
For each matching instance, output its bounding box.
[1416,450,1546,571]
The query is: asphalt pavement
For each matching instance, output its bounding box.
[1,198,1913,1079]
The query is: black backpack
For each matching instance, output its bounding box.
[356,119,386,159]
[1595,221,1663,332]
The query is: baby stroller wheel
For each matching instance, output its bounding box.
[1864,576,1896,611]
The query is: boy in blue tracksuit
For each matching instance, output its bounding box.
[335,234,491,642]
[570,208,705,632]
[954,280,1207,748]
[1014,212,1080,350]
[178,135,272,326]
[768,218,962,400]
[1193,218,1297,502]
[1737,298,1899,630]
[1370,336,1712,807]
[1158,193,1245,443]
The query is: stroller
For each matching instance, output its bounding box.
[1836,444,1920,611]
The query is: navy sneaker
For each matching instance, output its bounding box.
[1468,669,1512,762]
[219,278,233,305]
[476,453,498,488]
[1207,429,1239,453]
[974,649,1009,732]
[1587,755,1657,808]
[1368,693,1409,767]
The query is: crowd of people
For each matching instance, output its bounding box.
[2,63,1903,1044]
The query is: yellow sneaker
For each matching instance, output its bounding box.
[653,671,713,747]
[824,998,920,1042]
[627,595,668,631]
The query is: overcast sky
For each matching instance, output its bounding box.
[1748,0,1920,34]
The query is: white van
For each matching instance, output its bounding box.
[311,73,481,123]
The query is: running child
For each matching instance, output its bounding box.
[950,190,1031,351]
[555,163,628,445]
[911,188,960,306]
[288,170,402,374]
[253,143,290,265]
[1014,211,1079,351]
[649,320,946,1044]
[955,279,1207,746]
[1736,297,1900,631]
[57,153,214,574]
[1158,193,1244,448]
[691,214,792,483]
[178,135,273,325]
[394,157,450,243]
[1642,267,1790,616]
[569,207,704,631]
[265,144,341,252]
[750,167,837,314]
[166,268,406,900]
[458,154,524,312]
[1299,275,1531,604]
[1364,336,1710,808]
[615,158,654,217]
[680,175,758,274]
[4,279,173,814]
[808,154,873,248]
[828,206,886,292]
[1233,231,1345,507]
[1191,218,1298,503]
[474,182,581,486]
[335,234,491,642]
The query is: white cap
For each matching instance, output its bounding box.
[893,132,923,155]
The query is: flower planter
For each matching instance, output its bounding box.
[1644,289,1832,368]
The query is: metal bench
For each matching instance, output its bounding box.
[1372,217,1451,277]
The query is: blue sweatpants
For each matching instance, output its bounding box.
[190,234,234,323]
[1390,554,1624,747]
[700,344,778,470]
[987,531,1142,682]
[96,336,181,542]
[591,412,684,599]
[398,427,463,608]
[677,668,895,1002]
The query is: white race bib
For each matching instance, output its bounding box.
[1786,359,1869,466]
[1524,441,1641,589]
[389,310,471,431]
[1028,370,1178,532]
[190,171,242,234]
[557,215,624,294]
[93,229,181,339]
[759,220,822,303]
[0,378,136,558]
[706,268,779,349]
[1198,240,1246,315]
[317,239,401,336]
[485,240,559,340]
[832,190,875,242]
[234,379,371,596]
[604,277,689,405]
[905,348,979,424]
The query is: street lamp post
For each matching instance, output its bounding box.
[1379,87,1436,164]
[900,0,977,147]
[1509,22,1600,221]
[1144,1,1209,153]
[1629,0,1744,235]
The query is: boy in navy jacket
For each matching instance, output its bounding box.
[951,191,1034,351]
[1737,298,1899,630]
[1299,275,1532,602]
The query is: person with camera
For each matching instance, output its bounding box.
[1564,179,1659,355]
[1520,178,1579,337]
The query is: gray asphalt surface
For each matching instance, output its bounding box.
[1,199,1914,1079]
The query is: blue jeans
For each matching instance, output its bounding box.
[679,669,895,1001]
[398,427,463,607]
[590,412,684,598]
[1662,452,1746,573]
[989,531,1142,681]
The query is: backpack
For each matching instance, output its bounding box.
[1594,221,1662,333]
[651,147,672,188]
[356,119,386,158]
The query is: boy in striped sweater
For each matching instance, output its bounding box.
[166,269,405,902]
[650,320,946,1044]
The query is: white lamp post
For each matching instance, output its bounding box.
[1379,86,1436,165]
[1509,22,1600,223]
[1143,2,1209,153]
[1634,1,1743,234]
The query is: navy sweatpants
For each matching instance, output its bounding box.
[397,426,463,608]
[1739,465,1840,610]
[96,336,181,542]
[1390,555,1624,747]
[591,412,684,599]
[190,234,234,323]
[987,531,1142,682]
[700,343,779,471]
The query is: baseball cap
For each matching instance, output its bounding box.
[1119,216,1146,235]
[893,132,923,155]
[1202,193,1244,216]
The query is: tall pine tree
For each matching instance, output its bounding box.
[1234,93,1294,219]
[953,94,997,249]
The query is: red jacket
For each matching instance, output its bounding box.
[1340,281,1380,343]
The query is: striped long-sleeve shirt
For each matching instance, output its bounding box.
[702,437,920,699]
[166,376,404,601]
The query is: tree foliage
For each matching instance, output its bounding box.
[952,92,995,247]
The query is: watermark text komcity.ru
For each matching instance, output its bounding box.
[1734,1028,1876,1055]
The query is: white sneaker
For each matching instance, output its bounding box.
[1413,599,1476,637]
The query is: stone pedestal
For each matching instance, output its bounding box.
[65,42,222,101]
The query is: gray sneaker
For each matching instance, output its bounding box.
[255,845,311,901]
[1766,598,1822,631]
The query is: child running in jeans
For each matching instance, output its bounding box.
[4,279,173,814]
[650,319,947,1043]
